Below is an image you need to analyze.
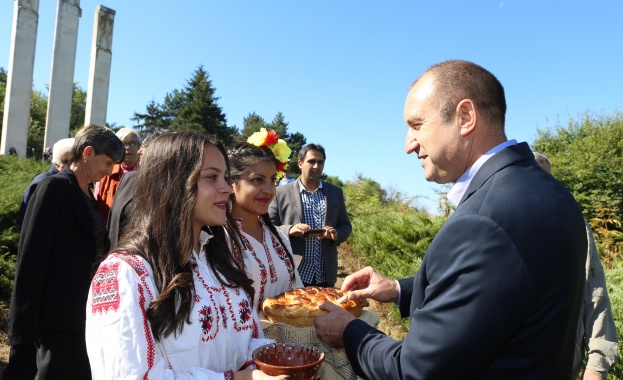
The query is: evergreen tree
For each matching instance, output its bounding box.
[236,111,307,175]
[169,66,236,146]
[132,100,171,132]
[235,112,267,143]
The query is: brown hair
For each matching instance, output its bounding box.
[115,132,253,340]
[413,60,507,132]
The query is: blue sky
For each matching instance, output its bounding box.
[1,1,622,213]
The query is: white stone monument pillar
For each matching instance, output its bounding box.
[85,5,115,127]
[43,0,81,150]
[1,0,40,156]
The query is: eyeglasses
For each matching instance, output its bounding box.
[124,141,139,148]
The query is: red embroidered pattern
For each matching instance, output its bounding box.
[224,370,234,380]
[238,299,252,324]
[198,305,215,341]
[193,267,255,335]
[138,285,155,375]
[240,232,268,306]
[91,261,121,314]
[107,254,156,376]
[260,227,278,283]
[270,232,295,287]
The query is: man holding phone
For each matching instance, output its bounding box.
[269,143,352,287]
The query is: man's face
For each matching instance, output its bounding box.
[403,76,464,184]
[122,134,141,167]
[298,149,325,181]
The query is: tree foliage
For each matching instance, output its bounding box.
[532,111,623,258]
[0,67,6,128]
[236,111,307,174]
[132,66,237,146]
[26,89,47,157]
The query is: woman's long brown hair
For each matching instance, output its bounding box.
[115,132,253,341]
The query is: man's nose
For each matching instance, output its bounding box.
[405,131,419,154]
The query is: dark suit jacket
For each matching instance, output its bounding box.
[106,170,136,249]
[268,178,352,286]
[9,166,104,345]
[343,142,587,379]
[18,165,58,226]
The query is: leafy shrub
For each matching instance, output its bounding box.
[0,253,16,301]
[0,155,49,300]
[604,262,623,378]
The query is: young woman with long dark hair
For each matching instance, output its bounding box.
[85,132,288,380]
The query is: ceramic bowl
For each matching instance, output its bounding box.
[252,342,325,380]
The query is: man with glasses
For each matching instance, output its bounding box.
[94,127,141,220]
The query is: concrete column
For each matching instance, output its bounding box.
[1,0,40,156]
[43,0,81,150]
[85,5,115,127]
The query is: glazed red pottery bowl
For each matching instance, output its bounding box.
[252,342,325,379]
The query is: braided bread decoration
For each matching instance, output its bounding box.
[261,286,368,327]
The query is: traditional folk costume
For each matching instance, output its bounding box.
[236,217,303,312]
[86,231,272,379]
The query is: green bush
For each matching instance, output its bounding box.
[604,262,623,378]
[0,155,49,284]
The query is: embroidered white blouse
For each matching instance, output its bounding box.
[237,218,303,311]
[85,231,272,379]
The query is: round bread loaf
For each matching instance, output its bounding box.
[261,286,368,327]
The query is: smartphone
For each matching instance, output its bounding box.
[304,229,326,238]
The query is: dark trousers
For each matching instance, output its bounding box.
[34,331,91,380]
[2,343,38,380]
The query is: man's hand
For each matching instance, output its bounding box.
[582,369,605,380]
[288,223,310,238]
[315,301,356,348]
[320,226,337,241]
[341,266,399,303]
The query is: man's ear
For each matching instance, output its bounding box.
[298,160,303,169]
[456,99,477,137]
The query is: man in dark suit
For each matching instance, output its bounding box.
[106,170,136,249]
[268,144,351,287]
[106,128,170,250]
[315,60,587,379]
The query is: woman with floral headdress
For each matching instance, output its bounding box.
[227,129,303,312]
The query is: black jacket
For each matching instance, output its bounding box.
[9,166,106,344]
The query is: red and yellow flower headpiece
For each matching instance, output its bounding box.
[247,128,292,180]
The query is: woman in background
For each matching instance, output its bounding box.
[7,124,124,380]
[86,131,288,380]
[227,129,302,312]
